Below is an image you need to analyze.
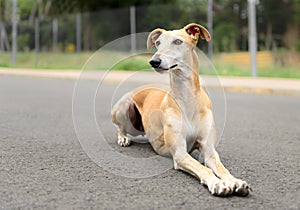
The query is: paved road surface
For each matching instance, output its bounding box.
[0,75,299,209]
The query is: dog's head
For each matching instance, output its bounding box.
[147,23,210,73]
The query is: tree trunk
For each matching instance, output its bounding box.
[0,21,11,51]
[83,13,91,51]
[265,21,272,50]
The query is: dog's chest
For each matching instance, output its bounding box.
[184,116,200,151]
[172,93,202,150]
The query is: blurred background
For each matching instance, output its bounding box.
[0,0,299,78]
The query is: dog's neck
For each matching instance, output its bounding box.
[169,50,201,119]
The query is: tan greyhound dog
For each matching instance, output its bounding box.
[111,23,250,196]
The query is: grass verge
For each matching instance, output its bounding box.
[1,51,300,79]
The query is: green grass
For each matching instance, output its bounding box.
[1,51,300,79]
[212,60,300,78]
[0,52,93,69]
[112,55,152,71]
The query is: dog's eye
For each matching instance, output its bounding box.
[155,40,160,47]
[173,39,183,45]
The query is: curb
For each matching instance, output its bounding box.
[1,68,300,96]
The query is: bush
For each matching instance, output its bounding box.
[296,40,300,52]
[213,23,238,52]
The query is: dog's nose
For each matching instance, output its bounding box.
[149,58,161,68]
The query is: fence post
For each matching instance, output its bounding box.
[130,5,136,54]
[52,18,58,51]
[76,13,81,66]
[248,0,257,77]
[207,0,213,59]
[11,0,17,65]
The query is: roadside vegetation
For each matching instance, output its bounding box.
[0,1,298,79]
[1,51,299,79]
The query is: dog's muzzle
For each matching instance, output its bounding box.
[149,58,178,73]
[149,58,161,68]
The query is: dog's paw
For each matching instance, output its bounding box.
[226,178,251,196]
[117,133,131,147]
[205,177,233,197]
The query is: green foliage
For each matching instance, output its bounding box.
[214,23,238,52]
[257,0,299,49]
[18,0,35,19]
[296,40,300,52]
[17,33,30,51]
[0,0,299,58]
[294,0,300,22]
[27,0,178,17]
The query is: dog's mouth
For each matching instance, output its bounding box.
[154,64,178,73]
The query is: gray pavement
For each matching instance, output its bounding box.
[0,75,299,209]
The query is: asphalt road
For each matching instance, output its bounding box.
[0,75,299,209]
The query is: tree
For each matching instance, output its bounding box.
[257,0,296,50]
[46,0,176,16]
[214,23,238,52]
[0,0,11,51]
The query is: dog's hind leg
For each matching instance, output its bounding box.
[112,92,145,147]
[116,131,131,147]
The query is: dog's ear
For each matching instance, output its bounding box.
[184,23,211,42]
[147,28,165,50]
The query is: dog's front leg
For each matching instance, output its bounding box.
[204,147,250,196]
[164,115,233,196]
[200,114,251,196]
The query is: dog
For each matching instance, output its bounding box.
[111,23,250,196]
